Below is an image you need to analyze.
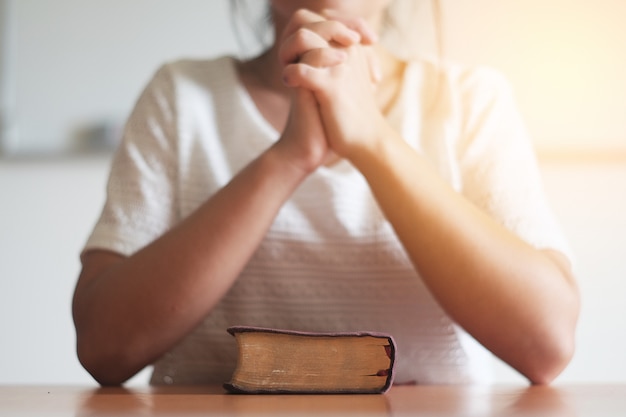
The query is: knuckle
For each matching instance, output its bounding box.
[285,63,308,80]
[295,28,325,50]
[293,8,313,22]
[294,27,310,42]
[293,8,307,18]
[352,16,368,29]
[329,20,348,32]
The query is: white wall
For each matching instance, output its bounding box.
[5,0,240,154]
[1,0,625,386]
[0,156,110,384]
[443,0,626,152]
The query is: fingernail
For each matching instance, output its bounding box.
[349,30,361,43]
[335,50,348,61]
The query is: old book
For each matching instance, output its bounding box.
[224,326,396,394]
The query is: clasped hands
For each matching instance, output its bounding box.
[275,9,391,172]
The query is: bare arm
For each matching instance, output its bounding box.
[73,141,312,386]
[350,128,579,384]
[285,40,580,384]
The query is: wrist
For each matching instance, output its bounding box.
[267,138,320,179]
[345,117,397,170]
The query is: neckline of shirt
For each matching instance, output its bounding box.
[222,56,417,176]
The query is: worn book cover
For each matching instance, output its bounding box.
[224,326,396,394]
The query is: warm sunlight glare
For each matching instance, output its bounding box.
[445,0,626,152]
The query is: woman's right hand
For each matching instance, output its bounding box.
[273,9,378,173]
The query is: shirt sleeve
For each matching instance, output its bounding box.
[82,64,179,257]
[456,67,572,259]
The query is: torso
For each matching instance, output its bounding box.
[89,55,564,386]
[149,56,491,386]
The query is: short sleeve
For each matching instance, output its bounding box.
[83,64,178,256]
[456,68,571,258]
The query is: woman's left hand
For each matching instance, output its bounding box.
[282,38,389,162]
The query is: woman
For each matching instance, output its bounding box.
[72,0,579,386]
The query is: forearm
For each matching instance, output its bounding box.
[350,127,579,384]
[73,144,309,384]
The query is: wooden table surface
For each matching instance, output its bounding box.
[1,384,625,416]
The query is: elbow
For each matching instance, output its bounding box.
[525,261,580,385]
[524,326,577,386]
[527,342,575,385]
[76,335,140,386]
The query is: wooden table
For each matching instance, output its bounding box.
[0,384,624,416]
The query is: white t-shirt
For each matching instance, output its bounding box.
[84,56,570,385]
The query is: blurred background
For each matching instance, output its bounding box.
[1,0,625,385]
